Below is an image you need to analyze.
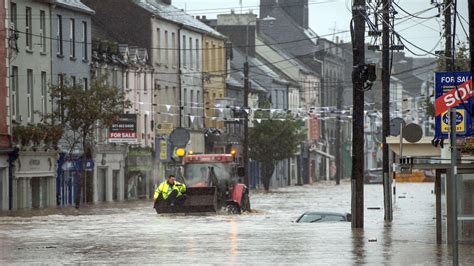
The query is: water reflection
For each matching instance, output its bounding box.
[1,183,474,264]
[352,228,365,264]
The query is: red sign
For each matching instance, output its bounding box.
[308,116,320,141]
[435,79,473,116]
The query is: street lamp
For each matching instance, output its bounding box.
[243,15,276,187]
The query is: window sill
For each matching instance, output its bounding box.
[40,51,48,56]
[70,56,77,61]
[155,62,162,67]
[25,48,34,54]
[57,54,64,58]
[82,59,89,63]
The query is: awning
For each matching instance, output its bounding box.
[387,137,441,157]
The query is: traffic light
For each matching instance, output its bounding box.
[175,147,186,157]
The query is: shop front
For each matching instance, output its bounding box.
[0,150,9,211]
[12,151,57,210]
[93,145,126,203]
[125,147,153,200]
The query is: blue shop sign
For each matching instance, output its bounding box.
[62,159,95,171]
[434,71,473,138]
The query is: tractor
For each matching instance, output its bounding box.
[154,154,251,214]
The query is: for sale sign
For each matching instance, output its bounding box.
[434,72,472,138]
[109,114,138,144]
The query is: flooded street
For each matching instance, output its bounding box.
[1,182,473,264]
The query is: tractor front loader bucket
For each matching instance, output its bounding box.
[154,187,218,214]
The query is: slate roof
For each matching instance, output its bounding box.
[133,0,224,38]
[54,0,95,14]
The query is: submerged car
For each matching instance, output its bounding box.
[364,168,383,184]
[295,212,352,223]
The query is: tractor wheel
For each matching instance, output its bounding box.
[241,190,251,213]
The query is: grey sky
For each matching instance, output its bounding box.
[174,0,469,58]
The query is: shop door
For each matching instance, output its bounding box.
[31,178,41,209]
[0,168,5,210]
[112,170,119,201]
[97,168,107,202]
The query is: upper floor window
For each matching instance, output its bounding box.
[57,15,63,55]
[82,21,88,60]
[156,28,161,64]
[171,32,176,67]
[164,30,169,66]
[182,35,187,67]
[40,11,46,53]
[196,40,200,70]
[11,66,19,117]
[189,37,193,69]
[70,19,76,58]
[27,69,34,122]
[10,2,17,30]
[41,72,47,114]
[25,7,32,50]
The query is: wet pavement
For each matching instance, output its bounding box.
[1,181,473,264]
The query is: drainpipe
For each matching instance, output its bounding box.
[287,83,291,186]
[178,25,183,127]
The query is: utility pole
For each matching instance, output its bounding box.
[470,0,474,77]
[382,0,392,221]
[243,60,250,187]
[335,80,343,185]
[445,1,458,265]
[351,0,366,229]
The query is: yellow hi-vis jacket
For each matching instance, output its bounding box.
[154,181,186,200]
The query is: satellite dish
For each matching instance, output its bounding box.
[389,117,406,136]
[403,123,423,143]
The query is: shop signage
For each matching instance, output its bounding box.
[434,72,472,138]
[128,148,153,172]
[109,114,138,144]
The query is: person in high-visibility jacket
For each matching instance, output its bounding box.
[153,175,187,208]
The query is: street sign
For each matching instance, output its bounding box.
[389,117,405,136]
[156,122,174,136]
[434,72,472,138]
[169,127,190,147]
[403,123,423,143]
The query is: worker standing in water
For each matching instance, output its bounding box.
[153,175,187,209]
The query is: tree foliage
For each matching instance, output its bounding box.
[248,103,305,191]
[42,75,130,206]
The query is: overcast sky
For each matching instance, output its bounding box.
[173,0,469,58]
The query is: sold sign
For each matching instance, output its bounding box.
[435,79,473,116]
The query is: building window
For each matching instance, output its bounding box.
[11,66,18,118]
[41,72,47,115]
[196,39,200,70]
[182,35,187,67]
[71,76,76,86]
[144,114,148,145]
[82,21,88,60]
[144,72,147,92]
[70,19,76,58]
[83,77,88,91]
[57,15,63,55]
[189,37,193,69]
[183,88,187,126]
[27,69,33,122]
[10,2,17,30]
[205,41,210,70]
[212,43,217,71]
[40,11,46,52]
[124,72,129,89]
[26,7,32,50]
[112,69,118,87]
[156,28,161,64]
[190,90,194,115]
[171,32,176,67]
[164,30,169,66]
[58,74,64,122]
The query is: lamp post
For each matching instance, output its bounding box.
[243,15,275,187]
